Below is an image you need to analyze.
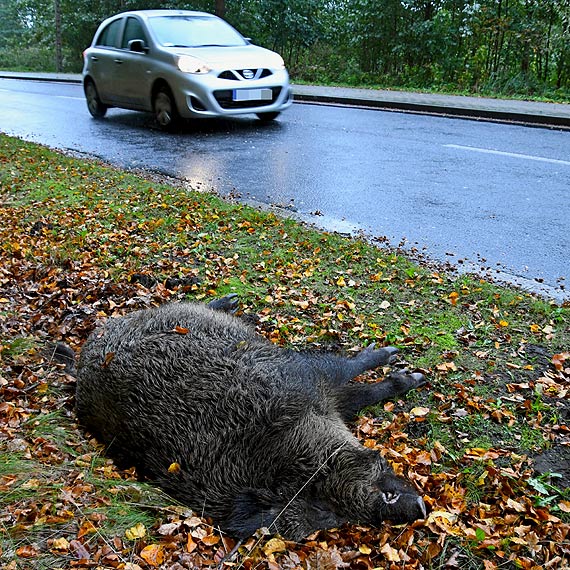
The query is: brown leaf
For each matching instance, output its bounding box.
[102,352,115,367]
[69,539,90,560]
[15,545,39,558]
[201,533,221,546]
[186,536,198,553]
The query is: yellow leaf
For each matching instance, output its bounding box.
[336,276,346,287]
[558,500,570,513]
[499,320,509,327]
[359,544,372,555]
[426,510,458,524]
[125,522,146,540]
[140,544,164,567]
[262,538,287,556]
[168,462,181,474]
[50,537,70,551]
[410,406,430,417]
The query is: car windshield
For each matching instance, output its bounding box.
[148,15,247,48]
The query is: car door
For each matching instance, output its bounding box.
[114,16,154,109]
[88,16,126,105]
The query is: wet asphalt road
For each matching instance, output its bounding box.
[0,78,568,301]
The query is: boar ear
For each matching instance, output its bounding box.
[225,489,282,538]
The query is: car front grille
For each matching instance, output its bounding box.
[213,87,282,109]
[217,69,273,81]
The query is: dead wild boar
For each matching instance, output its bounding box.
[76,295,427,540]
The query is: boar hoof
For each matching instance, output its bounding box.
[207,294,239,313]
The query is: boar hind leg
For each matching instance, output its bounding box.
[207,294,239,313]
[335,369,425,421]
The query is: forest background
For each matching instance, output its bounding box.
[0,0,569,102]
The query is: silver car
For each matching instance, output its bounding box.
[82,9,292,129]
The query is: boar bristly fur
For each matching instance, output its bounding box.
[76,296,427,540]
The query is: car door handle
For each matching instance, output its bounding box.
[114,59,123,64]
[91,56,99,61]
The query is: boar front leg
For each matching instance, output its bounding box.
[303,344,399,387]
[335,369,426,421]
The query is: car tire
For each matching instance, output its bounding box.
[154,86,180,131]
[256,111,280,122]
[84,79,108,118]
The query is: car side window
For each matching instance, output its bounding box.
[122,17,148,49]
[96,19,123,48]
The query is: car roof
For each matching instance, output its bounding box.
[113,10,216,20]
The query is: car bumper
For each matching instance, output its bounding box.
[173,69,293,118]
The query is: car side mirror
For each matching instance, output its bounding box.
[128,39,148,53]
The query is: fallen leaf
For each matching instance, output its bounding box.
[168,462,181,474]
[157,522,180,535]
[552,352,569,371]
[140,544,164,567]
[102,352,115,367]
[263,537,287,555]
[15,545,39,558]
[201,533,221,546]
[50,537,70,551]
[69,539,90,559]
[380,543,400,562]
[410,406,430,417]
[125,522,146,540]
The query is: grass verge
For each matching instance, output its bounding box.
[1,133,568,569]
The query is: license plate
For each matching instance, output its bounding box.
[232,88,272,102]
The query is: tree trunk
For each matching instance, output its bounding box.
[215,0,225,18]
[54,0,63,72]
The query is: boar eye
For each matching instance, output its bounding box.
[381,492,401,504]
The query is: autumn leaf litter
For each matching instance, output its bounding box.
[0,135,569,570]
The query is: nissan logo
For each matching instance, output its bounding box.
[242,69,255,79]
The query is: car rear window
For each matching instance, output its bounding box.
[96,19,123,48]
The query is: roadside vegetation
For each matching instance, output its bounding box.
[1,0,569,102]
[1,133,569,569]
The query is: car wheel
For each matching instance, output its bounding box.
[154,87,180,130]
[84,79,107,118]
[256,111,280,121]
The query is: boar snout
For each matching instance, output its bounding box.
[375,491,427,524]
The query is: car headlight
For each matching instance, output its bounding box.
[177,55,211,74]
[273,55,286,70]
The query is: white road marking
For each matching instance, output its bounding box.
[444,144,570,166]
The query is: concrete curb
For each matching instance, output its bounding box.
[2,71,569,129]
[293,92,570,129]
